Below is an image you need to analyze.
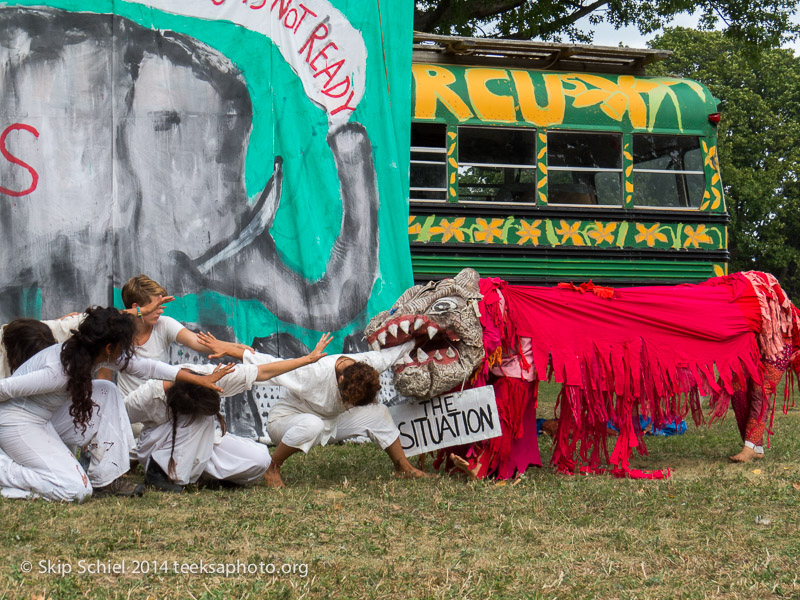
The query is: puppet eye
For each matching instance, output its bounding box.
[429,298,458,314]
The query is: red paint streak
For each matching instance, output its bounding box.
[0,123,39,197]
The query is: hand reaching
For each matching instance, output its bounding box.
[199,363,236,393]
[139,294,175,316]
[306,332,333,364]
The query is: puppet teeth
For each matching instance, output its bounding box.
[416,348,429,362]
[399,320,410,334]
[446,347,456,358]
[434,350,443,360]
[403,354,414,364]
[377,332,387,345]
[427,326,438,340]
[371,340,381,352]
[388,323,398,338]
[414,317,425,330]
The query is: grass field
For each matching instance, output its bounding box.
[2,383,800,600]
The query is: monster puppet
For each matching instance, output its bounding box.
[369,270,800,480]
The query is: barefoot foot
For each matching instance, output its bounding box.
[263,465,286,488]
[394,464,432,479]
[729,446,760,463]
[450,453,480,480]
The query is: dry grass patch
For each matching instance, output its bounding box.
[2,388,799,599]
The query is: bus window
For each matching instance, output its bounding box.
[410,122,448,201]
[632,135,706,208]
[547,131,623,206]
[457,126,538,203]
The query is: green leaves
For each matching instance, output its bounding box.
[414,0,799,52]
[649,28,800,300]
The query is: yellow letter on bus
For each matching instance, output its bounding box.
[465,68,516,123]
[412,64,473,122]
[511,71,565,126]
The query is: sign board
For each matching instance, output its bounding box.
[389,386,501,457]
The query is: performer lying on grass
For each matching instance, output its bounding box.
[198,333,429,487]
[0,307,232,501]
[125,333,333,492]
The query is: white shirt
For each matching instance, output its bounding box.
[0,313,85,379]
[116,315,184,397]
[244,341,413,438]
[0,343,180,426]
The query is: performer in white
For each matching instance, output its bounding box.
[198,333,429,487]
[125,333,332,491]
[0,307,231,501]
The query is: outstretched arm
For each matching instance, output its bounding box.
[196,331,254,360]
[175,363,236,393]
[254,333,333,382]
[122,295,175,319]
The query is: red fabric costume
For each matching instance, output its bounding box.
[445,271,800,479]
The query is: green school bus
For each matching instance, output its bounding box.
[408,34,727,285]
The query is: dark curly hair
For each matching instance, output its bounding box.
[2,318,57,373]
[338,362,381,407]
[60,307,135,433]
[165,380,225,480]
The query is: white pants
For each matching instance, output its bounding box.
[267,403,400,454]
[0,380,133,502]
[137,416,270,486]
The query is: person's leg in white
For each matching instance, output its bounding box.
[52,380,135,487]
[0,421,92,502]
[138,415,216,487]
[203,434,271,486]
[331,404,429,479]
[264,414,326,488]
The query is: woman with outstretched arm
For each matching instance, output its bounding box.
[0,307,232,501]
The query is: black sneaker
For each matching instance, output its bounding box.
[93,477,145,498]
[145,460,184,493]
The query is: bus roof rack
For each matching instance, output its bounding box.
[412,33,671,75]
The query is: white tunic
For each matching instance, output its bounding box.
[116,315,184,397]
[245,341,413,446]
[125,363,265,486]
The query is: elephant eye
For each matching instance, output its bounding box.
[151,110,181,132]
[429,298,459,314]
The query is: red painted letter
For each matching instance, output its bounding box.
[0,123,39,197]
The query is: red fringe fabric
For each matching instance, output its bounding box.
[454,271,799,480]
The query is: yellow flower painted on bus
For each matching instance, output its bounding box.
[428,217,466,243]
[556,220,584,246]
[563,74,663,129]
[587,221,617,245]
[634,223,668,247]
[474,218,505,243]
[408,217,421,237]
[516,219,542,245]
[683,224,713,248]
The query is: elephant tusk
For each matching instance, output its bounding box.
[196,156,283,274]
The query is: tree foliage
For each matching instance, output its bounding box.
[414,1,799,51]
[648,28,800,300]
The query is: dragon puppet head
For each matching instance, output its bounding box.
[364,268,484,398]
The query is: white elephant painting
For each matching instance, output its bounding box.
[0,3,413,337]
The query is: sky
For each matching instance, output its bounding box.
[576,9,800,55]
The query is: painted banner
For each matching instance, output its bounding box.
[389,386,501,457]
[0,0,414,358]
